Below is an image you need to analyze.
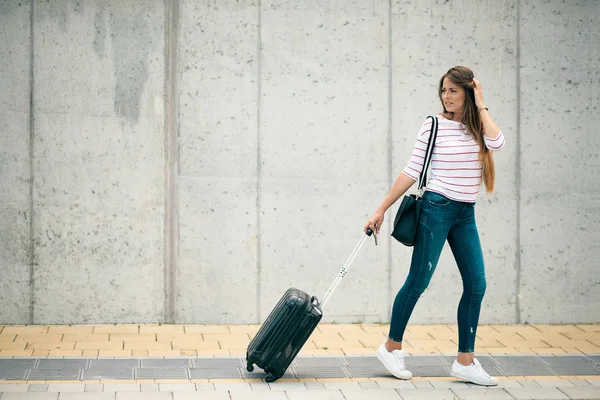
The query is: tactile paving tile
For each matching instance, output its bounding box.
[189,368,243,379]
[89,359,140,369]
[0,359,33,380]
[405,356,453,378]
[490,356,554,376]
[135,368,188,379]
[37,359,87,369]
[345,357,385,368]
[540,356,600,375]
[293,357,349,379]
[405,356,448,367]
[28,369,81,380]
[588,356,600,366]
[345,367,388,378]
[193,358,243,368]
[294,357,347,368]
[344,357,388,377]
[405,365,452,377]
[295,366,348,379]
[141,359,192,368]
[0,359,37,369]
[0,369,28,380]
[82,369,135,380]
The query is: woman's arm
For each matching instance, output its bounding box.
[364,118,434,233]
[364,173,416,234]
[376,173,417,214]
[473,78,501,139]
[479,108,501,139]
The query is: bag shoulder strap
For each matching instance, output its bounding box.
[417,115,438,193]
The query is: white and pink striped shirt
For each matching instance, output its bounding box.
[402,114,505,203]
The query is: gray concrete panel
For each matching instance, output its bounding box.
[260,1,389,182]
[259,179,389,322]
[177,1,259,323]
[0,0,32,323]
[32,0,165,323]
[390,0,519,324]
[260,1,390,322]
[178,177,258,323]
[178,0,258,179]
[519,0,600,323]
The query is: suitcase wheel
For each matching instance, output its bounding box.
[265,372,282,383]
[245,353,254,372]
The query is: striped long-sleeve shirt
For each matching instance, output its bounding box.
[401,114,505,203]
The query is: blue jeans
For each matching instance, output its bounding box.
[388,190,486,353]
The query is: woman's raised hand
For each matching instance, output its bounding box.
[473,78,486,110]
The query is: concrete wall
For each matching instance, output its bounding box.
[1,0,166,324]
[0,0,31,324]
[0,0,598,325]
[519,0,600,323]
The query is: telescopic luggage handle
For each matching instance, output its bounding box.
[320,228,375,309]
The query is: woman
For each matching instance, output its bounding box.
[364,66,505,386]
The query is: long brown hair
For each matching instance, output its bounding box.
[438,66,495,193]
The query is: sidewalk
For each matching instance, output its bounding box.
[0,323,599,399]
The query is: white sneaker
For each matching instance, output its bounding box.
[451,358,498,386]
[376,343,412,380]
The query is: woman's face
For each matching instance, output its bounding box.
[441,78,466,116]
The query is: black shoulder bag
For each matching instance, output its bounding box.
[391,115,439,246]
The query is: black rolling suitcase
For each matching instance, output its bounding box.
[245,228,375,382]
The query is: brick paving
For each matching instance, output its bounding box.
[0,324,599,399]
